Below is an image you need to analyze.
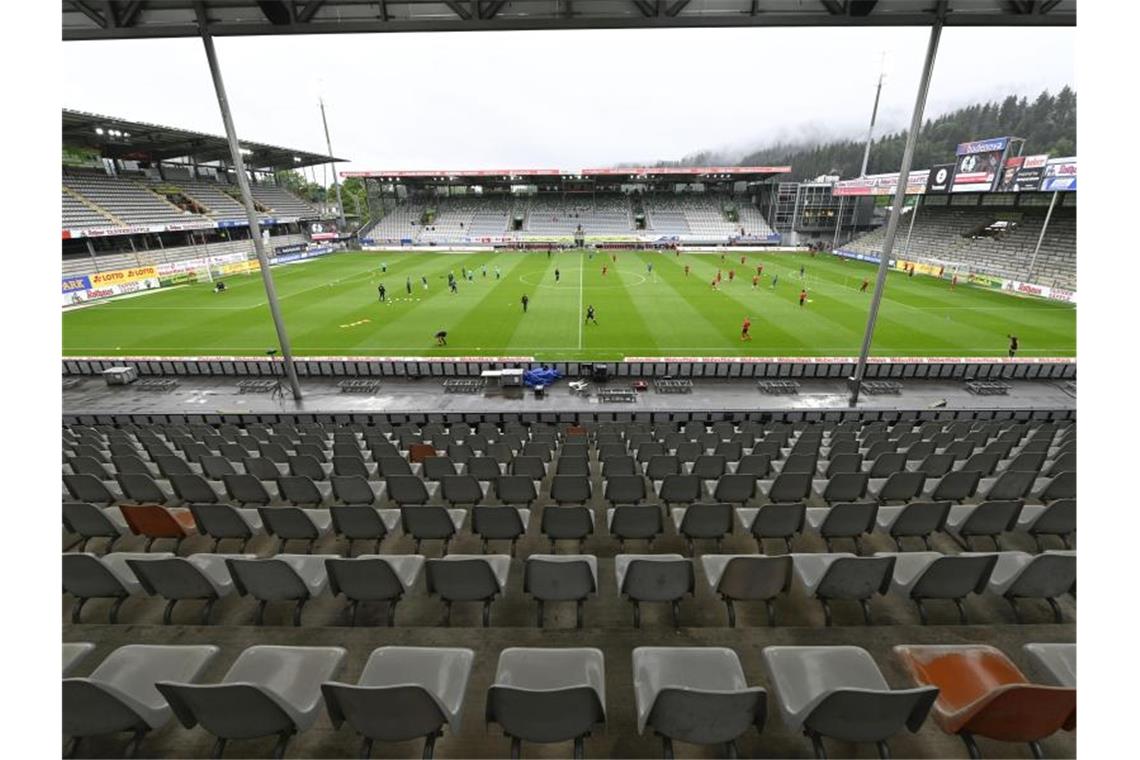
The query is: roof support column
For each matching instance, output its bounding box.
[1026,190,1059,283]
[199,22,303,400]
[849,13,943,407]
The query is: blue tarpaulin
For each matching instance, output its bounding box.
[524,367,562,387]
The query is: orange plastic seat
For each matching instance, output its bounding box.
[119,504,198,552]
[407,443,437,464]
[894,645,1075,756]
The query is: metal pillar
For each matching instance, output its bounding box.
[902,197,920,259]
[1025,191,1060,283]
[199,22,302,400]
[832,195,845,249]
[849,16,943,407]
[320,98,348,231]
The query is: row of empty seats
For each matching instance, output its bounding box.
[62,642,1075,759]
[63,548,1075,627]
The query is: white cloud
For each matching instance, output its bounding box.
[63,25,1073,173]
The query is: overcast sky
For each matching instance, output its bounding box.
[62,25,1073,175]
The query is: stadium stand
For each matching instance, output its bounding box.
[64,169,202,227]
[840,204,1076,291]
[61,414,1075,757]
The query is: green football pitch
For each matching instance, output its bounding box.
[62,249,1076,360]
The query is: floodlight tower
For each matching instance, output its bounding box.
[320,97,348,230]
[859,53,888,177]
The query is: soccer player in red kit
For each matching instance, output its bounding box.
[741,317,752,341]
[602,265,608,276]
[757,264,764,277]
[728,270,735,282]
[684,264,690,276]
[952,275,958,290]
[860,278,869,293]
[752,275,759,289]
[799,288,807,307]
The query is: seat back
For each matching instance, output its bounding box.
[605,475,646,504]
[224,474,272,505]
[170,474,219,504]
[691,455,727,480]
[551,475,591,504]
[660,475,701,504]
[69,455,112,479]
[63,554,126,598]
[678,503,734,539]
[329,505,388,540]
[473,506,526,540]
[201,456,237,480]
[325,559,404,601]
[1009,554,1077,599]
[1039,471,1075,502]
[227,559,309,601]
[819,502,878,538]
[916,454,954,478]
[524,559,596,601]
[646,455,680,480]
[769,473,812,503]
[385,475,429,506]
[780,454,817,475]
[441,475,484,505]
[120,505,187,538]
[825,453,863,478]
[868,452,906,478]
[277,475,324,506]
[609,505,662,540]
[401,506,457,540]
[423,456,457,481]
[63,502,119,538]
[495,475,538,506]
[960,500,1023,536]
[985,471,1037,501]
[805,688,939,743]
[190,504,252,540]
[322,683,448,742]
[749,503,806,538]
[1029,499,1076,536]
[157,683,295,739]
[486,686,605,744]
[63,474,115,504]
[130,558,217,599]
[816,556,895,599]
[623,560,694,602]
[289,455,326,481]
[718,556,793,600]
[648,689,765,746]
[330,475,377,505]
[890,501,951,537]
[426,559,500,600]
[822,473,869,504]
[714,474,756,504]
[912,555,999,599]
[931,471,981,502]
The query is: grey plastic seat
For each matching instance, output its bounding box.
[473,505,531,554]
[615,554,694,628]
[945,500,1022,550]
[702,554,793,626]
[466,456,503,482]
[426,555,510,626]
[737,503,806,553]
[763,646,937,758]
[289,454,328,482]
[329,506,400,555]
[524,554,598,628]
[870,471,926,504]
[1023,643,1076,687]
[762,472,812,503]
[63,642,97,676]
[792,553,895,626]
[70,455,114,480]
[116,472,172,505]
[227,554,333,625]
[1036,471,1075,503]
[541,505,594,552]
[556,457,592,477]
[633,647,766,757]
[551,475,592,505]
[713,474,756,505]
[981,470,1037,502]
[423,456,458,481]
[691,455,727,480]
[400,505,466,554]
[223,473,273,506]
[376,456,414,477]
[189,503,261,553]
[111,455,155,477]
[129,553,255,624]
[64,644,220,759]
[959,452,1000,477]
[330,475,383,506]
[63,552,172,623]
[332,455,371,478]
[983,550,1076,623]
[257,506,332,553]
[495,475,538,506]
[63,502,129,553]
[736,455,771,478]
[200,455,237,481]
[64,473,117,506]
[168,473,221,505]
[511,455,547,480]
[779,454,818,475]
[607,505,663,549]
[818,473,869,505]
[805,502,879,553]
[876,500,951,551]
[820,453,862,479]
[913,453,954,478]
[671,503,734,554]
[1016,498,1075,551]
[244,456,284,480]
[158,645,346,758]
[386,475,431,506]
[486,648,606,758]
[325,555,424,626]
[878,551,998,624]
[929,470,981,502]
[658,474,702,505]
[322,646,474,759]
[645,455,680,481]
[441,474,485,506]
[605,475,647,505]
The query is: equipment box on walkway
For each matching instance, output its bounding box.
[102,366,138,386]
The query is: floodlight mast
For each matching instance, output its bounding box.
[859,54,887,178]
[849,13,944,407]
[199,15,303,401]
[320,98,348,231]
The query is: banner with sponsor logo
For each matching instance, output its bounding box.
[1012,154,1049,192]
[995,156,1024,192]
[967,272,1006,290]
[1040,157,1076,192]
[1003,279,1077,303]
[89,266,158,287]
[895,259,945,277]
[832,170,929,197]
[62,275,92,293]
[925,163,955,194]
[62,277,161,306]
[952,137,1011,193]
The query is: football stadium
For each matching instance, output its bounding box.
[59,2,1083,759]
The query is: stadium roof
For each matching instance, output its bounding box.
[62,0,1076,41]
[62,108,347,169]
[340,166,791,183]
